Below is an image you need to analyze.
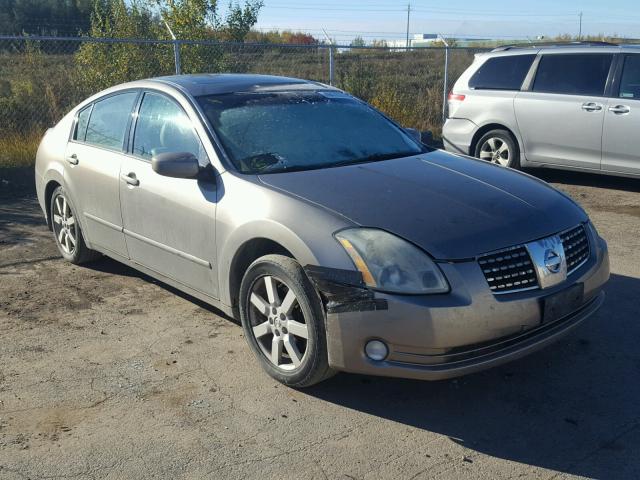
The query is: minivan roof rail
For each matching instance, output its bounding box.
[491,41,619,52]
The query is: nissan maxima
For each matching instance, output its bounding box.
[35,74,610,387]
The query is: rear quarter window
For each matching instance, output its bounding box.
[469,54,536,91]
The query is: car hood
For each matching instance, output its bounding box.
[258,150,587,260]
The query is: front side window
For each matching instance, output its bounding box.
[85,92,138,150]
[197,90,424,174]
[132,92,207,164]
[618,55,640,99]
[74,105,92,141]
[532,53,613,96]
[469,54,535,91]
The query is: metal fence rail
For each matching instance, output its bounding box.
[0,35,489,166]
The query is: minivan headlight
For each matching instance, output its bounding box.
[334,228,449,294]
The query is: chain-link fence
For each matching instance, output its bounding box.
[0,35,489,166]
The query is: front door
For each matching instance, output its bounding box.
[514,53,614,170]
[63,91,139,258]
[602,54,640,175]
[119,91,218,298]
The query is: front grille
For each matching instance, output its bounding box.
[561,224,590,275]
[478,246,539,293]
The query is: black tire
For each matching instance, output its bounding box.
[239,254,335,388]
[474,129,520,169]
[50,186,101,264]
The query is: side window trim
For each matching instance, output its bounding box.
[520,54,542,92]
[68,88,141,153]
[128,89,208,164]
[604,53,622,98]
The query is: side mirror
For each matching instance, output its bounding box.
[152,152,200,179]
[405,128,421,143]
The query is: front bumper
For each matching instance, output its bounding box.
[324,234,609,381]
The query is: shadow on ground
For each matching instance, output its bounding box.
[306,273,640,478]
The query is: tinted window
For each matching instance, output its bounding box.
[133,92,207,164]
[74,106,91,141]
[197,91,424,174]
[533,54,613,96]
[619,55,640,99]
[469,54,535,90]
[85,92,138,150]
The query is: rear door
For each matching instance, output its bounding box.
[63,91,139,258]
[514,53,614,170]
[119,91,218,298]
[602,53,640,175]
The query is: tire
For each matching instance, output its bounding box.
[239,254,335,388]
[474,129,520,169]
[50,186,101,264]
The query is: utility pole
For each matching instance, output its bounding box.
[322,28,334,86]
[578,12,583,40]
[406,3,411,49]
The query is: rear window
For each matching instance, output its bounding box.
[469,54,535,91]
[532,53,613,96]
[85,92,138,150]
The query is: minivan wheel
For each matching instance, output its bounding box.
[239,254,335,388]
[475,129,520,169]
[50,186,101,264]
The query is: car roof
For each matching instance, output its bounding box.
[484,43,640,57]
[149,73,332,97]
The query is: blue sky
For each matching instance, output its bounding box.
[247,0,640,44]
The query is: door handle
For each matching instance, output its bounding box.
[66,153,79,165]
[608,105,630,115]
[120,172,139,186]
[581,102,602,112]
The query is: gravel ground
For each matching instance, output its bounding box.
[1,167,639,480]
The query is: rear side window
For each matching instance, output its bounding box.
[468,54,535,91]
[74,106,92,141]
[532,54,613,96]
[85,92,138,150]
[132,92,207,164]
[619,55,640,99]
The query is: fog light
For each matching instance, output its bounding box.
[365,340,388,361]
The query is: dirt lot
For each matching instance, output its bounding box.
[1,167,639,480]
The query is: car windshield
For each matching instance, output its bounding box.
[196,90,426,174]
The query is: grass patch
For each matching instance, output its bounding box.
[0,130,42,167]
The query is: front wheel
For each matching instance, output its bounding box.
[239,254,335,388]
[475,129,520,169]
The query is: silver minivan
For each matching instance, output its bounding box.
[443,42,640,177]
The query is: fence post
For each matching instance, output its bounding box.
[328,46,334,86]
[173,39,182,75]
[442,45,449,124]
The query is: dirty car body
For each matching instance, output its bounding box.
[35,74,609,386]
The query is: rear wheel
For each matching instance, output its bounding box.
[239,254,335,388]
[50,186,101,264]
[475,129,520,169]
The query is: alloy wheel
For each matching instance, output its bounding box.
[248,275,309,371]
[479,137,510,166]
[52,194,77,255]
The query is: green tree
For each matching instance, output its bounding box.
[350,36,365,47]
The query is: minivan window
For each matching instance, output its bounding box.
[619,55,640,99]
[532,54,613,96]
[74,106,92,142]
[132,92,207,164]
[85,92,138,150]
[468,54,535,91]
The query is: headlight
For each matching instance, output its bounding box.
[334,228,449,294]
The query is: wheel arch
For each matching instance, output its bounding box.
[470,123,523,159]
[43,174,64,231]
[220,221,321,317]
